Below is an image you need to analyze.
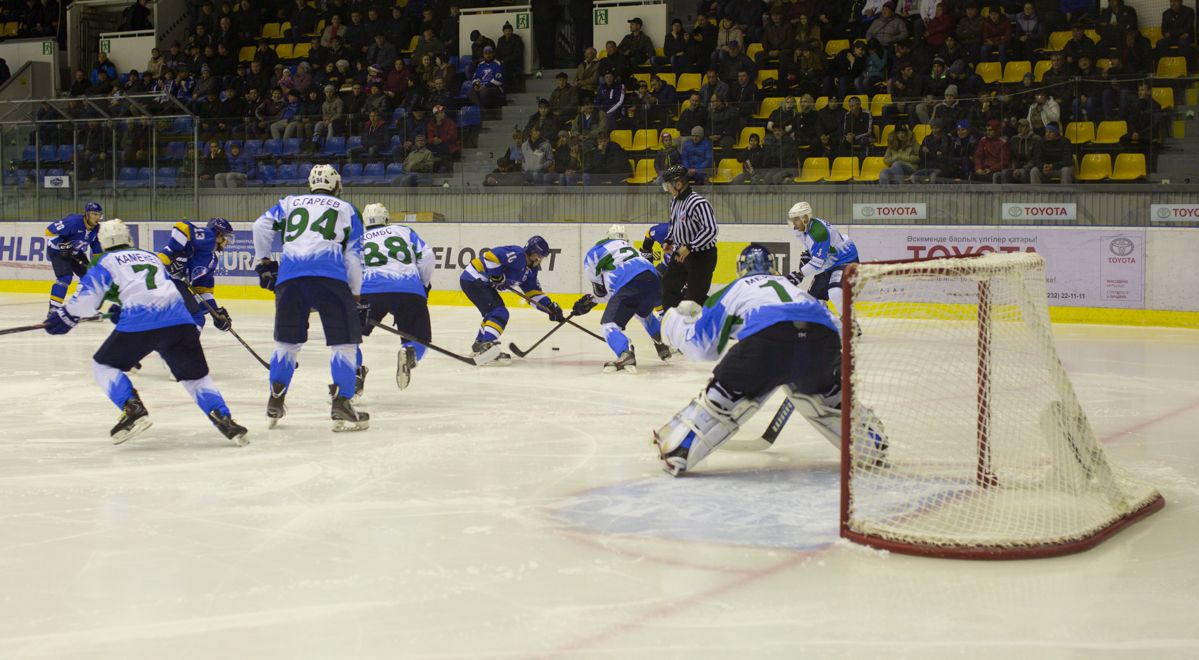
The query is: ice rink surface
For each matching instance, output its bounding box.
[0,292,1196,659]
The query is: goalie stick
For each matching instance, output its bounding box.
[509,313,575,358]
[726,398,795,452]
[368,320,497,366]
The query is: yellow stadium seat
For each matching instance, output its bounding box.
[873,123,894,148]
[1109,153,1147,181]
[1095,120,1127,144]
[238,46,256,62]
[675,98,693,121]
[869,93,892,117]
[795,157,829,183]
[914,124,931,144]
[825,39,850,57]
[746,43,763,61]
[655,47,664,56]
[1152,87,1174,109]
[656,73,676,88]
[1001,60,1032,83]
[275,43,293,59]
[631,129,658,151]
[1065,121,1095,144]
[825,157,860,182]
[1085,29,1100,43]
[733,126,765,149]
[709,158,743,183]
[1047,31,1071,51]
[975,61,1001,84]
[292,42,312,59]
[312,19,325,36]
[405,35,420,53]
[1034,59,1053,81]
[626,159,658,184]
[843,94,868,110]
[658,128,681,146]
[855,156,886,182]
[1096,57,1112,70]
[280,21,292,36]
[633,72,652,86]
[261,23,282,39]
[1156,57,1187,78]
[1076,154,1112,181]
[608,130,633,150]
[0,21,16,37]
[754,96,784,119]
[676,73,702,92]
[1141,26,1163,48]
[597,49,608,59]
[814,96,829,110]
[755,69,778,87]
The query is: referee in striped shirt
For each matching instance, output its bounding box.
[659,165,719,309]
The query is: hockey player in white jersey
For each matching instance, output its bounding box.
[786,201,860,315]
[570,224,672,372]
[358,203,433,390]
[653,244,849,476]
[252,163,370,432]
[42,219,248,446]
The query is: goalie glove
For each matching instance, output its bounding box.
[43,307,79,335]
[254,259,279,291]
[572,294,597,316]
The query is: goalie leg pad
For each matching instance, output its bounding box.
[784,384,890,465]
[653,381,767,476]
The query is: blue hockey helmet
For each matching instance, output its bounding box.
[525,235,550,258]
[206,217,234,236]
[83,201,103,216]
[737,243,775,277]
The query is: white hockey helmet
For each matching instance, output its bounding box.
[363,203,391,226]
[607,224,627,240]
[308,163,341,195]
[97,218,132,251]
[788,201,812,223]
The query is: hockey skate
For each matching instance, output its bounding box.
[604,347,636,373]
[266,381,287,429]
[472,340,510,366]
[396,345,416,389]
[652,339,672,362]
[327,365,368,405]
[331,395,370,432]
[208,410,249,446]
[111,392,152,445]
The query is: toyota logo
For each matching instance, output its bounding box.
[1109,237,1135,257]
[1156,207,1172,219]
[861,206,875,217]
[1008,206,1023,218]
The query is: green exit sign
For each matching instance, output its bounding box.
[99,39,111,53]
[594,8,608,26]
[515,12,529,30]
[41,41,54,55]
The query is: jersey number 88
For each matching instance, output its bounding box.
[363,236,414,267]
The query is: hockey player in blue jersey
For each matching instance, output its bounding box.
[638,222,675,274]
[459,235,564,365]
[652,244,849,476]
[43,219,247,446]
[252,163,370,432]
[786,201,861,316]
[156,217,235,330]
[571,225,672,373]
[44,201,103,311]
[358,203,433,391]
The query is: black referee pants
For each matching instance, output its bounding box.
[661,246,718,309]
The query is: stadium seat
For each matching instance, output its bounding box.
[164,142,186,161]
[608,130,633,150]
[708,158,743,184]
[223,139,242,154]
[242,139,262,158]
[295,163,314,183]
[755,69,778,87]
[626,159,657,184]
[1109,153,1147,181]
[282,138,302,156]
[403,35,420,53]
[46,168,64,177]
[345,135,363,152]
[56,145,73,162]
[385,163,405,178]
[855,156,886,182]
[1,22,18,37]
[754,96,784,120]
[633,72,652,87]
[825,157,860,182]
[1076,153,1112,181]
[262,138,283,157]
[1065,121,1095,144]
[1034,59,1053,81]
[656,73,677,88]
[1156,57,1187,78]
[676,73,702,92]
[1095,120,1127,144]
[732,126,765,149]
[869,94,892,117]
[1001,61,1032,83]
[913,124,931,144]
[658,128,680,145]
[340,163,363,183]
[1096,57,1112,71]
[1140,26,1163,48]
[261,23,282,39]
[275,44,293,60]
[1152,87,1174,110]
[157,167,178,187]
[172,117,193,134]
[277,163,299,184]
[39,145,57,163]
[843,94,868,110]
[362,163,386,183]
[825,39,850,57]
[136,167,153,187]
[746,43,763,62]
[794,157,830,183]
[459,105,481,127]
[238,46,255,62]
[21,145,35,162]
[1046,31,1071,51]
[872,124,894,148]
[631,129,658,151]
[312,19,325,36]
[259,164,279,183]
[457,55,473,74]
[292,43,312,59]
[974,61,1001,84]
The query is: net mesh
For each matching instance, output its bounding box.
[844,253,1162,555]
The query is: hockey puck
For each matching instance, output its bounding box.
[552,347,560,351]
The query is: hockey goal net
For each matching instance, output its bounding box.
[841,252,1163,559]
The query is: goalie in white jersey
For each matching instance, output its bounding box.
[253,163,370,432]
[358,203,433,390]
[42,219,248,446]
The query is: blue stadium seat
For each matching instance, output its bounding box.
[389,134,404,149]
[224,139,242,154]
[341,163,364,183]
[277,163,298,184]
[263,139,284,156]
[320,136,346,156]
[282,138,302,156]
[457,55,472,73]
[385,162,405,178]
[46,168,65,177]
[362,162,385,183]
[56,145,74,162]
[345,135,363,152]
[135,167,153,187]
[164,142,186,161]
[258,164,279,183]
[243,139,263,158]
[118,167,139,185]
[459,105,481,128]
[157,167,178,187]
[39,145,57,162]
[172,117,193,134]
[21,145,36,162]
[292,162,314,185]
[391,106,407,125]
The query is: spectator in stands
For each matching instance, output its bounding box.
[349,110,391,163]
[469,30,496,63]
[654,130,683,175]
[426,104,459,169]
[1003,118,1044,182]
[344,10,371,54]
[730,69,759,122]
[677,91,708,135]
[945,119,978,180]
[946,58,983,97]
[197,91,223,136]
[519,124,554,184]
[1072,54,1102,120]
[868,2,910,47]
[1126,81,1164,148]
[215,141,254,187]
[1097,0,1138,51]
[596,71,625,118]
[1117,26,1153,73]
[767,95,798,135]
[312,84,342,142]
[765,123,800,183]
[214,16,239,52]
[90,52,117,85]
[681,125,714,183]
[924,3,956,47]
[856,39,888,92]
[193,65,219,104]
[120,0,152,31]
[1038,122,1075,182]
[552,135,585,186]
[889,60,925,124]
[403,106,431,151]
[715,17,744,56]
[716,42,756,85]
[385,58,411,108]
[576,47,600,96]
[619,17,654,66]
[698,69,728,105]
[1062,23,1096,66]
[955,4,983,55]
[197,139,227,185]
[597,41,630,85]
[146,48,164,79]
[730,132,766,184]
[842,95,872,158]
[467,46,504,109]
[252,38,278,72]
[365,82,389,118]
[496,22,524,86]
[757,10,795,68]
[367,33,397,71]
[663,19,689,71]
[1027,89,1061,133]
[914,118,953,182]
[575,103,609,148]
[343,81,368,126]
[879,124,919,183]
[86,70,115,96]
[549,72,579,123]
[398,133,435,186]
[210,43,235,78]
[583,131,631,185]
[525,99,561,141]
[831,40,866,98]
[684,26,714,74]
[68,69,88,96]
[980,6,1013,62]
[972,119,1010,182]
[270,89,302,140]
[645,75,678,126]
[708,96,741,150]
[615,100,647,131]
[1158,0,1195,60]
[321,14,344,48]
[1014,2,1046,58]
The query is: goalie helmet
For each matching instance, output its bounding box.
[736,243,774,277]
[525,235,550,258]
[308,163,341,196]
[97,218,133,251]
[363,203,390,226]
[606,224,627,241]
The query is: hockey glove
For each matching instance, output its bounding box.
[591,282,608,298]
[545,301,565,323]
[786,270,805,287]
[572,294,597,317]
[107,304,122,325]
[356,301,372,330]
[211,306,232,332]
[44,307,79,335]
[255,259,279,291]
[163,256,188,280]
[640,249,655,262]
[68,249,90,277]
[488,273,506,287]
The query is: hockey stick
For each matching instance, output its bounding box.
[0,313,108,336]
[368,320,492,366]
[184,283,270,370]
[509,313,575,358]
[505,287,606,343]
[726,398,795,452]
